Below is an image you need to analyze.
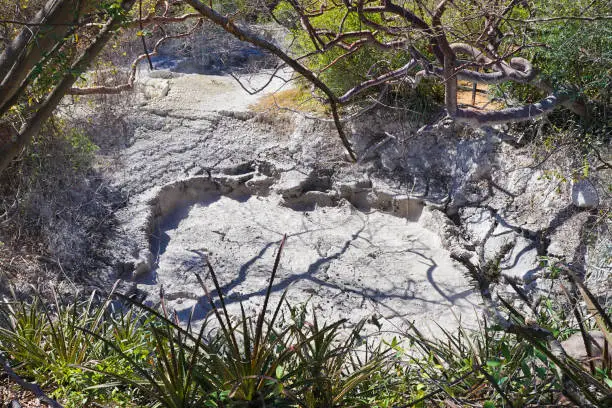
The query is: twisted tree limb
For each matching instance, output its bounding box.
[453,94,564,126]
[284,0,591,128]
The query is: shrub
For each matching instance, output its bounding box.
[0,118,116,275]
[0,240,610,407]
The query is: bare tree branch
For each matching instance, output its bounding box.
[68,18,204,95]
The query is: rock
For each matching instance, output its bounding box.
[245,174,276,194]
[499,236,539,280]
[133,251,154,280]
[571,179,599,209]
[447,136,497,213]
[561,331,606,365]
[136,76,170,99]
[390,195,424,221]
[274,169,312,198]
[77,58,603,340]
[336,178,372,209]
[139,191,481,335]
[148,69,176,79]
[419,207,474,258]
[460,207,495,245]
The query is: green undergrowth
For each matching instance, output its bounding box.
[0,238,610,407]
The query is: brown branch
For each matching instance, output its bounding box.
[318,30,408,52]
[338,59,417,103]
[123,12,202,27]
[429,0,458,116]
[0,354,64,408]
[318,47,359,73]
[68,18,203,95]
[451,250,599,407]
[286,0,325,50]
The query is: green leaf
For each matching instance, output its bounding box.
[275,364,284,379]
[486,359,502,368]
[483,400,496,408]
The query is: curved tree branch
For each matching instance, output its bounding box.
[183,0,357,161]
[338,59,417,103]
[454,93,564,126]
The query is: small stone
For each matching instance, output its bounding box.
[133,251,154,280]
[571,179,599,209]
[561,331,605,365]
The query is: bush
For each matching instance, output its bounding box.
[0,117,117,276]
[1,241,610,407]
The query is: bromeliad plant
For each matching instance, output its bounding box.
[1,234,610,407]
[82,234,393,407]
[196,235,294,404]
[287,316,393,408]
[0,283,145,406]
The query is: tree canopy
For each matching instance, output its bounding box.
[0,0,610,167]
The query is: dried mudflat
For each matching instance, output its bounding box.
[139,192,480,334]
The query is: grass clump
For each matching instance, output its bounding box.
[249,87,329,115]
[0,238,610,407]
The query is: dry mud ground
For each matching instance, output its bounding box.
[93,70,485,335]
[77,67,608,336]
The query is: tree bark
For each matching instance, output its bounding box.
[0,0,137,174]
[0,0,96,114]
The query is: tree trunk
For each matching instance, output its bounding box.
[0,0,137,174]
[0,0,96,114]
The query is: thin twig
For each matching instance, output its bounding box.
[139,0,154,70]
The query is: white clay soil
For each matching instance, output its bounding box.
[139,193,481,334]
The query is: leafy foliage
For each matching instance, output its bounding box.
[274,1,415,97]
[1,241,610,407]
